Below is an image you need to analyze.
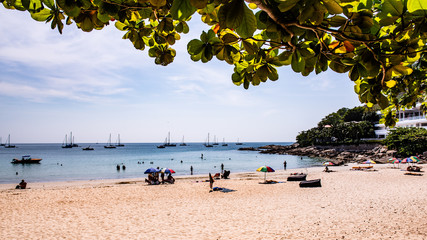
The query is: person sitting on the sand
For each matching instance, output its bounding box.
[15,179,27,189]
[164,173,175,184]
[145,173,160,185]
[324,166,329,172]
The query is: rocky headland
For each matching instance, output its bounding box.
[239,143,426,165]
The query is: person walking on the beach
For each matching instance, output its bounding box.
[221,163,224,174]
[190,166,193,175]
[283,160,287,170]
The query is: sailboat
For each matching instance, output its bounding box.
[104,134,116,148]
[204,133,213,147]
[212,135,219,145]
[71,134,78,147]
[157,138,166,148]
[222,138,228,146]
[62,134,72,148]
[4,134,16,148]
[116,134,124,147]
[236,138,243,145]
[62,132,75,148]
[164,132,176,147]
[179,136,187,146]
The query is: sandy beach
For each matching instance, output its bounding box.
[1,164,426,239]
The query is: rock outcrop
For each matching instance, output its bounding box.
[253,144,426,165]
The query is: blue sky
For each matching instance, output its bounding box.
[0,8,361,143]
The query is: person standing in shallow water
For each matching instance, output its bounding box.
[190,166,193,175]
[283,160,287,170]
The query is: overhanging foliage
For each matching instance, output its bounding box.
[1,0,426,126]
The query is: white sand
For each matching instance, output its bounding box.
[1,164,426,239]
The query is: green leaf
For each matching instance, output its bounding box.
[30,8,51,21]
[222,33,239,44]
[149,0,166,7]
[268,66,279,81]
[242,39,258,55]
[97,12,111,23]
[379,16,399,26]
[277,0,300,12]
[349,65,359,81]
[381,0,404,16]
[378,94,389,109]
[56,0,81,17]
[41,0,54,9]
[187,39,205,55]
[232,72,243,83]
[171,0,196,20]
[407,0,427,13]
[329,16,347,27]
[218,0,245,30]
[115,21,128,31]
[322,0,343,15]
[189,0,208,9]
[235,3,257,38]
[291,51,305,72]
[22,0,44,12]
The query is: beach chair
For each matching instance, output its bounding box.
[287,174,307,181]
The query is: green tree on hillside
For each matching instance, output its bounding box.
[384,127,427,156]
[297,105,376,146]
[1,0,426,125]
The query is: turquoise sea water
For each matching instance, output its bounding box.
[0,142,324,184]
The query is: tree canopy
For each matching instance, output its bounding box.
[1,0,426,126]
[297,105,377,146]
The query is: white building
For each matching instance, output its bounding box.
[375,105,427,139]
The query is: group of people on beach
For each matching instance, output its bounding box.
[145,172,175,185]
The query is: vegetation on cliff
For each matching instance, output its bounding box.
[296,106,377,146]
[384,127,427,156]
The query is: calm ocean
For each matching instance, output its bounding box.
[0,142,324,184]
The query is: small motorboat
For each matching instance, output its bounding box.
[82,146,94,150]
[299,179,321,188]
[12,155,42,164]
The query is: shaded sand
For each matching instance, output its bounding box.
[1,164,427,239]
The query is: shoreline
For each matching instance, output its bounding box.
[0,162,420,190]
[1,164,426,239]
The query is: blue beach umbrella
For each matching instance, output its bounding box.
[144,168,160,174]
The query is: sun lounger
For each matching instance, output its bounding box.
[404,172,423,176]
[299,179,321,188]
[287,174,307,181]
[352,166,373,170]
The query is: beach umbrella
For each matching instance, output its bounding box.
[256,166,275,181]
[387,158,397,163]
[410,156,419,163]
[392,159,401,166]
[401,158,413,164]
[323,162,335,166]
[160,168,176,174]
[144,168,160,174]
[362,160,376,166]
[209,173,214,191]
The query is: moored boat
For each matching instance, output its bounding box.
[82,146,94,150]
[12,155,42,164]
[104,134,116,149]
[5,134,16,148]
